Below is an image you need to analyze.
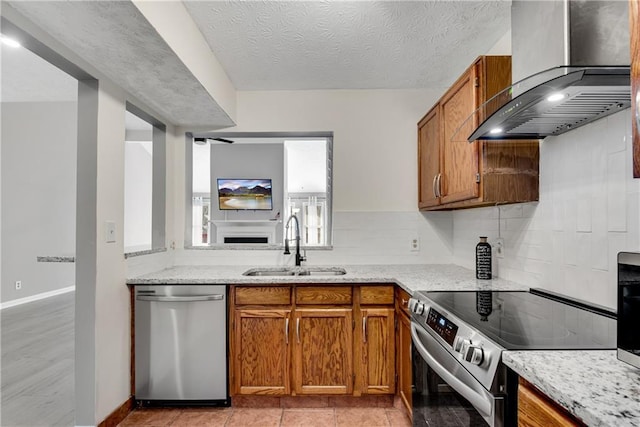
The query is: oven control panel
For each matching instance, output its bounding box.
[425,308,458,346]
[409,294,503,391]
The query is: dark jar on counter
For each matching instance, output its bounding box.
[476,236,492,280]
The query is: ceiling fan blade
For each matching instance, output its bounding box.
[212,137,234,144]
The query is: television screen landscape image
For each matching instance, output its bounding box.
[217,178,273,210]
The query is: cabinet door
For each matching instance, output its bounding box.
[631,0,640,177]
[361,308,395,394]
[397,310,412,414]
[234,309,291,395]
[518,379,581,426]
[440,62,480,204]
[418,106,441,209]
[293,308,353,395]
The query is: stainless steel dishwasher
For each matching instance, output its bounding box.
[134,285,229,406]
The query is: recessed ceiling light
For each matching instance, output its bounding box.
[0,35,20,48]
[489,128,503,135]
[547,93,566,102]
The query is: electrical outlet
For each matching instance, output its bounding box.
[410,237,420,252]
[494,238,505,258]
[15,280,22,290]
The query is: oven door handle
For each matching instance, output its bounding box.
[411,323,493,418]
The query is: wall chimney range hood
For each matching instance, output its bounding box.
[464,0,631,142]
[467,65,631,140]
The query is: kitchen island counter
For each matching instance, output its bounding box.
[126,263,528,294]
[503,350,640,427]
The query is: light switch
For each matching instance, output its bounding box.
[105,221,116,243]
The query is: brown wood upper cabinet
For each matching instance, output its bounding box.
[418,56,540,210]
[631,0,640,178]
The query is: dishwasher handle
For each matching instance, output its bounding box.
[136,294,224,302]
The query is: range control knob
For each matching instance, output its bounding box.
[464,345,485,366]
[408,298,419,313]
[453,336,469,353]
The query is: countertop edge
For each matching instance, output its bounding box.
[502,350,640,427]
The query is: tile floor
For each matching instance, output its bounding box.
[117,406,412,427]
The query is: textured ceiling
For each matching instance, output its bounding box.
[183,0,512,90]
[6,1,234,127]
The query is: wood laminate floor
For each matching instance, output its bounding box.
[1,292,75,427]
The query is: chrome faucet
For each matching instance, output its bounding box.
[284,214,306,266]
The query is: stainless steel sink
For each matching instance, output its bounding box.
[242,268,296,276]
[243,267,347,277]
[298,267,347,276]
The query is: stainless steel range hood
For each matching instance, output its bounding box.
[466,0,630,141]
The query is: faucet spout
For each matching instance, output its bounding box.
[284,214,305,266]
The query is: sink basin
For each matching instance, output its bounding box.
[243,267,347,277]
[242,268,296,276]
[298,267,347,276]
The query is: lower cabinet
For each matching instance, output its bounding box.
[294,308,353,395]
[396,288,413,416]
[230,284,396,398]
[518,378,582,427]
[360,308,395,394]
[233,309,291,395]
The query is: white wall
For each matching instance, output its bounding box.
[1,101,77,303]
[124,141,153,251]
[173,89,455,265]
[451,109,640,310]
[234,90,442,212]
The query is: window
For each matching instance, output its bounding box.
[186,132,333,249]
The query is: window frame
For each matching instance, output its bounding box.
[124,102,166,255]
[184,131,333,249]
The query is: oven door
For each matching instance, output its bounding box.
[618,252,640,368]
[411,322,502,427]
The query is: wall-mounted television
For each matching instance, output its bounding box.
[217,178,273,210]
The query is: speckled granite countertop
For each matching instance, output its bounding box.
[126,264,529,294]
[503,351,640,426]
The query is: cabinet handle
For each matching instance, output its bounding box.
[362,316,367,343]
[285,317,289,345]
[432,174,438,198]
[296,317,300,343]
[436,173,442,197]
[636,90,640,134]
[402,299,408,307]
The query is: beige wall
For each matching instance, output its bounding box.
[233,89,441,212]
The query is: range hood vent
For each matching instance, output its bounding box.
[463,0,630,142]
[466,66,630,141]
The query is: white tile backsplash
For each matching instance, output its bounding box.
[453,110,639,310]
[171,211,454,267]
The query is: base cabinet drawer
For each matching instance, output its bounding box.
[296,286,352,305]
[235,286,291,305]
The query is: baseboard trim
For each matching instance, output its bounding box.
[1,285,75,310]
[97,396,134,427]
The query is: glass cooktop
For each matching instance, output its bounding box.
[417,289,617,351]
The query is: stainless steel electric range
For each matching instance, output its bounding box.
[409,289,616,427]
